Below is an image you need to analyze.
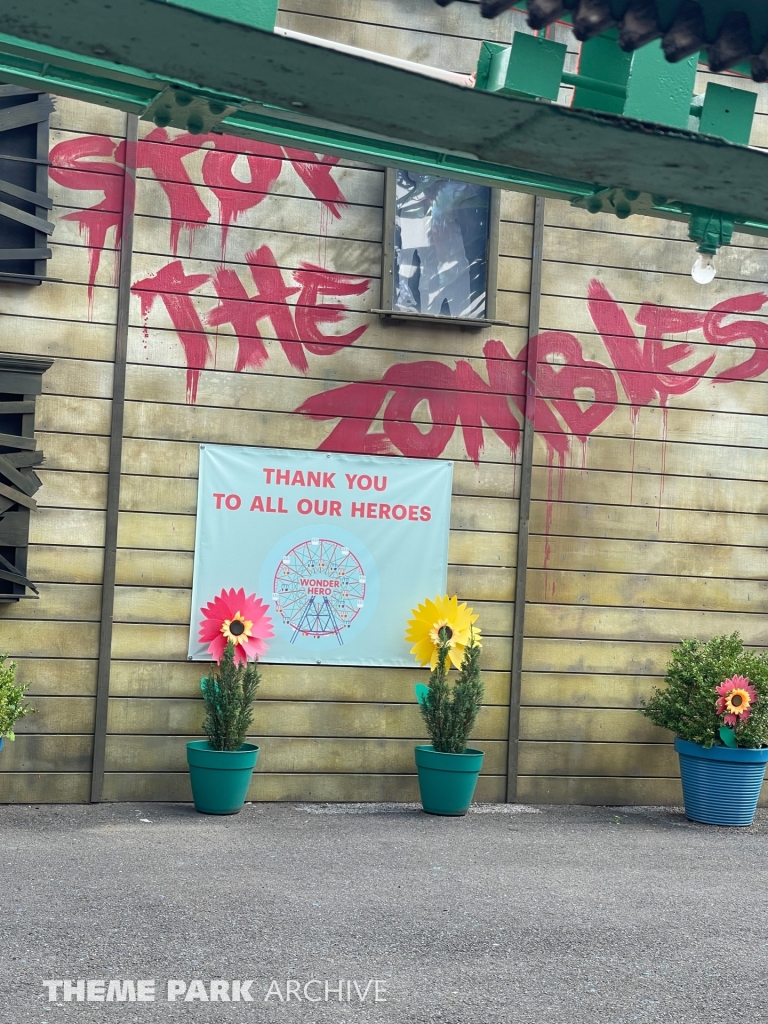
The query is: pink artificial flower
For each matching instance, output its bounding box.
[715,675,757,724]
[199,587,274,665]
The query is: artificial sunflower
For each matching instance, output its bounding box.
[715,674,757,726]
[199,587,274,665]
[405,594,481,670]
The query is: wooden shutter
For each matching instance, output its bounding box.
[0,87,54,284]
[0,354,52,600]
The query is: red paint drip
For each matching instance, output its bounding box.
[283,149,346,218]
[132,260,211,403]
[49,135,126,310]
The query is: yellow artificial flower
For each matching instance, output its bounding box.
[405,595,481,670]
[725,688,753,715]
[220,611,253,648]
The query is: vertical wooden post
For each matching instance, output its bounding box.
[506,195,545,803]
[90,113,138,803]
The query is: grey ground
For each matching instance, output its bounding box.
[1,802,766,1024]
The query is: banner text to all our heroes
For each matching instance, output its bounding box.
[211,466,434,522]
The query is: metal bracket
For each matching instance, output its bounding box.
[570,187,668,220]
[142,85,238,133]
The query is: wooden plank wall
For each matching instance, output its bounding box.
[0,98,125,801]
[101,123,530,803]
[0,0,534,802]
[1,0,767,805]
[518,60,768,803]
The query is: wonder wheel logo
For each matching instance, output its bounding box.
[272,538,366,645]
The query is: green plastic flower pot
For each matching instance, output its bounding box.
[414,745,484,816]
[186,741,259,815]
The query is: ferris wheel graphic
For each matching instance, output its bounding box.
[272,538,366,645]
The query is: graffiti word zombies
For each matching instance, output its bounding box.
[299,286,768,465]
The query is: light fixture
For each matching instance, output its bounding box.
[691,251,716,284]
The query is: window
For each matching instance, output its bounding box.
[0,87,54,284]
[378,168,500,325]
[0,354,52,601]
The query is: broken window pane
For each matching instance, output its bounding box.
[393,171,491,319]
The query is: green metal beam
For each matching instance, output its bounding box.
[0,0,767,233]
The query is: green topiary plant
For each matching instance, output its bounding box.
[419,628,484,754]
[0,654,33,741]
[640,633,768,749]
[200,640,261,751]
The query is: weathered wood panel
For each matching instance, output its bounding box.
[101,771,506,803]
[110,585,513,635]
[8,46,768,808]
[518,741,677,778]
[0,583,101,621]
[522,638,674,676]
[27,544,104,585]
[527,535,766,580]
[50,96,126,136]
[116,431,765,486]
[520,707,670,743]
[37,470,107,511]
[104,735,507,774]
[520,672,659,710]
[517,775,685,806]
[29,508,105,548]
[526,569,767,614]
[0,619,100,659]
[0,734,92,772]
[0,773,91,803]
[109,622,513,670]
[116,471,520,525]
[277,0,532,48]
[0,314,115,363]
[12,695,95,733]
[107,659,511,704]
[105,697,508,738]
[111,547,516,601]
[36,432,109,473]
[524,604,768,646]
[13,657,98,696]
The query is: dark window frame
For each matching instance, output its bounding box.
[0,353,52,602]
[0,86,54,286]
[375,167,502,329]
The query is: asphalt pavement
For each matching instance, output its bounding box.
[1,801,765,1024]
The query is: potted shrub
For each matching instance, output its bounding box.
[0,653,33,751]
[187,588,274,815]
[641,633,768,826]
[406,595,484,816]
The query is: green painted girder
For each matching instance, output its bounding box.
[0,0,767,235]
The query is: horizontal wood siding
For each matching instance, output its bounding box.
[520,189,768,804]
[0,98,124,803]
[2,2,768,808]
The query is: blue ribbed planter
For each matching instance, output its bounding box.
[675,738,768,826]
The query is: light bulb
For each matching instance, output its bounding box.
[691,252,716,285]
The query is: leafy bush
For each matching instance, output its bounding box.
[641,634,768,748]
[200,640,261,751]
[0,654,33,740]
[419,628,483,754]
